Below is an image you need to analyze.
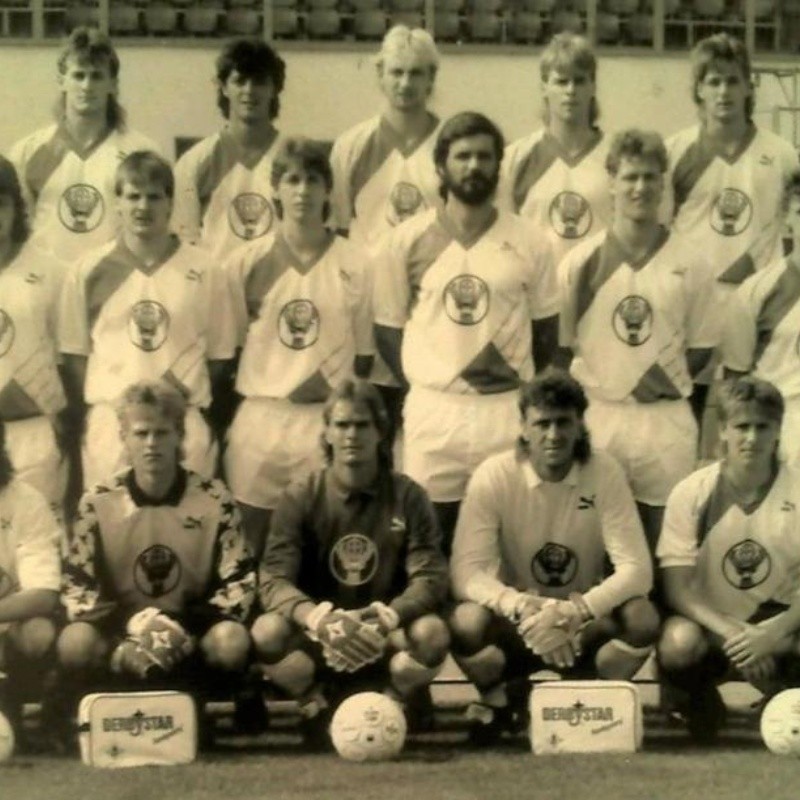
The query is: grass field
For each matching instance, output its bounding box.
[0,697,796,800]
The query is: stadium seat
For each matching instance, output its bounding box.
[472,0,504,12]
[143,2,179,33]
[520,0,554,11]
[226,6,261,31]
[692,0,724,16]
[109,1,140,32]
[628,10,653,41]
[272,6,300,35]
[435,0,464,10]
[434,9,461,38]
[65,1,99,28]
[306,7,342,36]
[227,0,256,6]
[353,8,386,36]
[391,0,423,10]
[751,0,774,17]
[604,0,639,15]
[183,0,221,33]
[551,7,583,31]
[596,9,620,40]
[510,9,543,41]
[390,9,423,25]
[274,0,298,7]
[469,10,502,40]
[307,0,339,8]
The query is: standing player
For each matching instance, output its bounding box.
[498,33,612,277]
[59,151,237,489]
[0,419,62,746]
[559,129,717,555]
[0,157,68,512]
[664,33,799,421]
[721,170,800,466]
[172,38,286,263]
[224,138,374,560]
[449,371,658,744]
[329,25,443,440]
[9,27,159,263]
[657,377,800,742]
[251,379,449,747]
[55,381,256,747]
[374,111,559,552]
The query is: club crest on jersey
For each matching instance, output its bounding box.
[134,544,182,598]
[549,191,591,239]
[129,301,169,351]
[710,188,753,236]
[531,542,578,587]
[613,295,652,346]
[279,299,320,349]
[229,193,273,240]
[722,538,771,590]
[443,274,489,325]
[330,533,378,587]
[387,182,424,226]
[0,310,15,357]
[59,183,104,233]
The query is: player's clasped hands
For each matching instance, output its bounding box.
[518,599,585,669]
[306,601,387,673]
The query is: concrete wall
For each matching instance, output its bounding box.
[0,44,796,156]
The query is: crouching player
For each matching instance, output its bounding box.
[54,381,257,748]
[449,371,660,744]
[251,379,450,748]
[657,376,800,742]
[0,420,62,743]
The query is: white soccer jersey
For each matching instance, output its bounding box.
[0,243,66,419]
[658,461,800,620]
[9,123,160,263]
[58,235,236,407]
[330,114,442,252]
[226,231,374,402]
[451,448,652,619]
[665,124,798,287]
[375,208,558,395]
[560,228,718,403]
[722,259,800,401]
[172,130,282,263]
[498,129,612,272]
[0,479,60,599]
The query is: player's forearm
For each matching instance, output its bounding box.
[374,324,406,385]
[663,569,740,639]
[0,589,58,624]
[583,561,652,620]
[391,563,449,625]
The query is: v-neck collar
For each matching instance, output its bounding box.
[699,123,757,166]
[542,128,603,167]
[221,126,279,170]
[720,462,779,515]
[274,229,336,275]
[56,121,113,161]
[115,234,181,276]
[436,207,498,250]
[606,225,670,271]
[378,113,439,158]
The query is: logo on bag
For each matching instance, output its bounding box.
[134,544,181,597]
[723,538,771,589]
[101,710,177,737]
[532,542,578,587]
[541,701,616,727]
[330,533,378,586]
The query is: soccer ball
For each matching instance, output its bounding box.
[761,689,800,756]
[330,692,407,762]
[0,710,14,762]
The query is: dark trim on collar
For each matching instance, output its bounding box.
[126,466,188,507]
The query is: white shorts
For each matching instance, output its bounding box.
[224,397,325,510]
[5,416,67,507]
[586,397,698,506]
[404,386,519,503]
[83,403,217,488]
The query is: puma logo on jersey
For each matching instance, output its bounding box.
[759,154,774,166]
[781,500,796,512]
[186,268,203,282]
[577,495,596,510]
[183,515,202,529]
[24,272,42,284]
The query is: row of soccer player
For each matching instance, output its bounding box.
[1,370,797,752]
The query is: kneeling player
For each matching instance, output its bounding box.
[449,371,659,744]
[0,420,61,742]
[55,381,256,747]
[251,379,449,748]
[657,377,800,742]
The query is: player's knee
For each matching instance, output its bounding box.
[657,616,707,670]
[448,602,492,654]
[201,621,251,672]
[618,597,661,648]
[405,614,450,668]
[267,650,316,698]
[57,622,109,670]
[251,612,294,663]
[12,616,57,660]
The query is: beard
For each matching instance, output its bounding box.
[443,169,499,206]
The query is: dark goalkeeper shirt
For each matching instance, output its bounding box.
[259,467,448,625]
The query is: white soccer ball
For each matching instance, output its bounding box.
[330,692,407,762]
[0,710,15,762]
[761,689,800,756]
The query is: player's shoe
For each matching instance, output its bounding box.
[465,702,516,746]
[298,697,333,752]
[232,683,270,736]
[683,683,726,744]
